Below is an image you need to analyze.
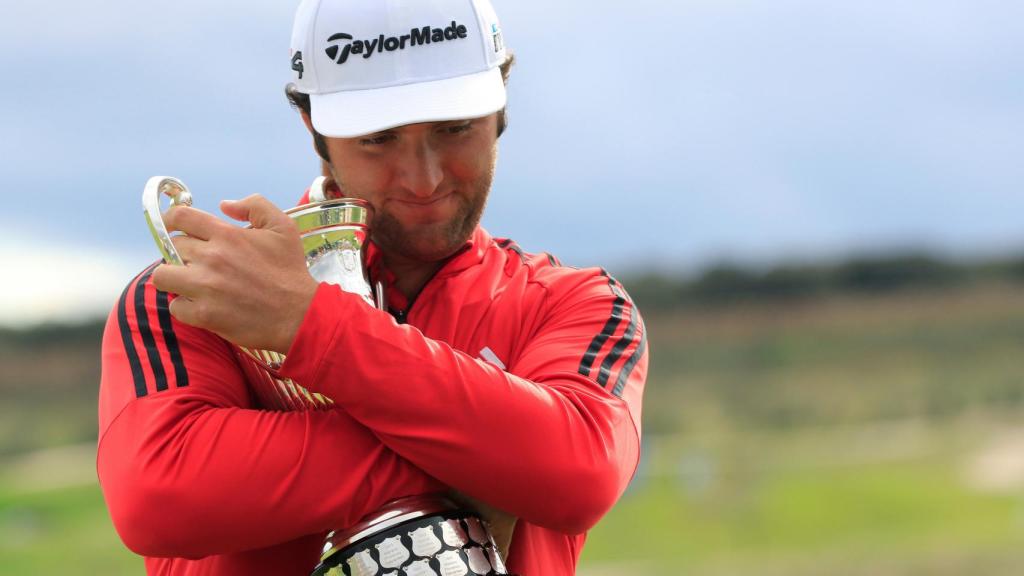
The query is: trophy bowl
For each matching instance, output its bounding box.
[312,494,510,576]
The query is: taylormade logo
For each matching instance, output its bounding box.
[325,21,469,65]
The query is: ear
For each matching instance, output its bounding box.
[300,110,330,161]
[319,161,343,198]
[299,110,315,135]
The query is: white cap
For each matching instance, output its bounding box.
[289,0,508,138]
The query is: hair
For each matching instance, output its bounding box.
[286,52,516,162]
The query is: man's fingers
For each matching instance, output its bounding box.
[153,264,223,332]
[169,235,206,266]
[167,296,203,329]
[221,194,292,231]
[151,263,198,299]
[163,206,229,241]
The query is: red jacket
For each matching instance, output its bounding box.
[98,226,646,575]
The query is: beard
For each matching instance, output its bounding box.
[333,163,494,264]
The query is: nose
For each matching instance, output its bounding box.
[395,139,444,199]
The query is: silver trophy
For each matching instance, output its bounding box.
[313,494,511,576]
[143,176,513,575]
[143,175,380,408]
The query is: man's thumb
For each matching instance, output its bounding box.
[221,194,288,230]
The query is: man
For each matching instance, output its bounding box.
[98,0,647,574]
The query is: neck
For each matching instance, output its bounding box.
[381,253,445,303]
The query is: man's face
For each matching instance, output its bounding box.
[314,114,499,264]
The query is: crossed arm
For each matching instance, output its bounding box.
[99,197,644,558]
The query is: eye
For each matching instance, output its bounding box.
[359,133,396,146]
[442,121,473,135]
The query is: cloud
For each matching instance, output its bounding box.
[0,233,144,327]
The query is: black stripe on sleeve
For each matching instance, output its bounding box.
[596,300,639,387]
[133,267,169,392]
[498,238,528,263]
[156,290,189,389]
[612,324,647,398]
[578,271,627,378]
[117,267,155,398]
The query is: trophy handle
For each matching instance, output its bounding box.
[308,175,328,203]
[143,176,193,266]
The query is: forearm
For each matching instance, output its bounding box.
[98,393,442,558]
[281,285,642,534]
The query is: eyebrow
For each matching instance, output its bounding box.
[360,119,475,139]
[359,130,396,139]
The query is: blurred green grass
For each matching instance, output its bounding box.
[0,480,140,574]
[581,423,1024,574]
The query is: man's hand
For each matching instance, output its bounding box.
[152,194,318,353]
[449,491,517,560]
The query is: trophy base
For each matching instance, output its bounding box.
[312,494,509,576]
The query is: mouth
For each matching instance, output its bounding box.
[394,192,453,207]
[387,192,459,224]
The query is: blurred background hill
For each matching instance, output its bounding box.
[2,252,1024,574]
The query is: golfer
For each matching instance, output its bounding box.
[98,0,647,574]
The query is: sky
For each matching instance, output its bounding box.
[1,0,1022,326]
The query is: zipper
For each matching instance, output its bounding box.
[378,241,473,325]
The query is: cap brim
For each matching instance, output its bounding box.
[310,67,507,138]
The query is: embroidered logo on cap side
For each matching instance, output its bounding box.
[491,23,503,53]
[325,21,469,65]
